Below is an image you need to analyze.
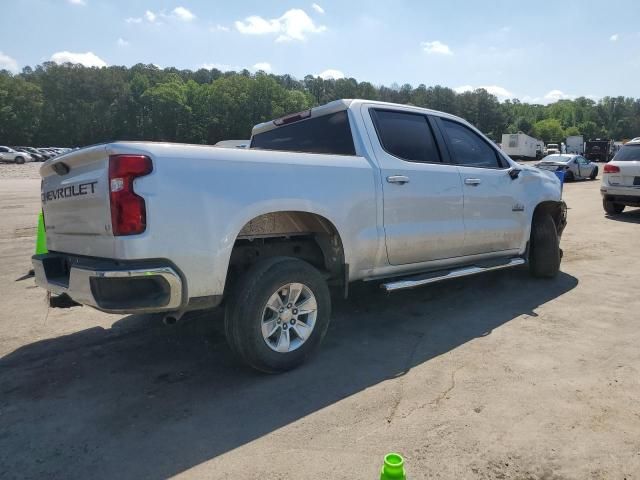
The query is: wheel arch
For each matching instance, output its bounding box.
[222,209,348,297]
[532,200,567,237]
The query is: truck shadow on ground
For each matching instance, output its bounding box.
[0,268,577,479]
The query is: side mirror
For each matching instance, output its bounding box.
[508,167,521,180]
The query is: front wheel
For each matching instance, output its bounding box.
[529,213,561,278]
[564,170,574,182]
[224,257,331,373]
[590,167,598,180]
[603,200,625,215]
[14,156,25,165]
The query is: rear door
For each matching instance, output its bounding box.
[436,117,527,256]
[362,106,465,265]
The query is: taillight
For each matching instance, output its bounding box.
[603,164,620,174]
[109,154,153,236]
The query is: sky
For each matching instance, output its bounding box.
[1,0,639,104]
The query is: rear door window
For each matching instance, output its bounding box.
[370,109,441,163]
[250,110,356,156]
[613,145,640,161]
[440,119,504,168]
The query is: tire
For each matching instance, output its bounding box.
[224,257,331,373]
[564,170,574,182]
[590,167,598,180]
[528,213,561,278]
[14,156,25,165]
[603,200,625,215]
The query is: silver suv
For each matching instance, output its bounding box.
[601,138,640,214]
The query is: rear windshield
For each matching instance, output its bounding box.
[613,144,640,161]
[542,155,571,163]
[250,110,356,156]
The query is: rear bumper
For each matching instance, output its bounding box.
[32,253,184,314]
[601,186,640,206]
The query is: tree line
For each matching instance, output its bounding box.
[1,62,639,147]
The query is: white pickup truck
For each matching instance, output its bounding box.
[33,99,566,372]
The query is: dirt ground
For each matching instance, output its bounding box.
[0,162,639,480]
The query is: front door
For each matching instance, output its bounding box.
[437,118,527,256]
[362,107,465,265]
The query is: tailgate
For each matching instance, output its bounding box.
[41,145,112,242]
[618,161,640,187]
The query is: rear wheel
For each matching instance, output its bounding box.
[590,167,598,180]
[14,156,25,165]
[603,200,625,215]
[529,213,561,278]
[224,257,331,373]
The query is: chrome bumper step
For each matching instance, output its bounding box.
[381,258,526,292]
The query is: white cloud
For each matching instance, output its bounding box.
[210,24,230,32]
[317,69,345,80]
[127,7,194,25]
[50,51,107,67]
[235,8,326,42]
[610,33,619,41]
[117,38,129,47]
[0,51,19,73]
[252,62,272,73]
[312,3,325,14]
[543,89,575,102]
[454,84,513,99]
[145,10,157,22]
[200,62,242,71]
[421,40,453,55]
[172,6,195,22]
[67,0,86,5]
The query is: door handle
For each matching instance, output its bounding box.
[387,175,410,185]
[464,178,481,186]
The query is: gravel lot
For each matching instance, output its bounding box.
[0,163,639,479]
[0,162,42,180]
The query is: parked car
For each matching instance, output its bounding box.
[39,148,59,158]
[0,146,34,164]
[600,138,640,214]
[32,99,566,373]
[536,154,598,181]
[14,147,46,162]
[32,148,54,160]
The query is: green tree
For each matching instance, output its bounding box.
[1,61,638,148]
[532,118,565,142]
[565,126,580,136]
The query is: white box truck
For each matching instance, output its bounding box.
[501,133,541,160]
[566,135,584,154]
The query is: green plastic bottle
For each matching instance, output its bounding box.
[380,453,406,480]
[35,212,48,255]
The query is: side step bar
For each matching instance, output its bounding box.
[381,258,526,292]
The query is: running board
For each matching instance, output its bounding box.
[381,258,526,292]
